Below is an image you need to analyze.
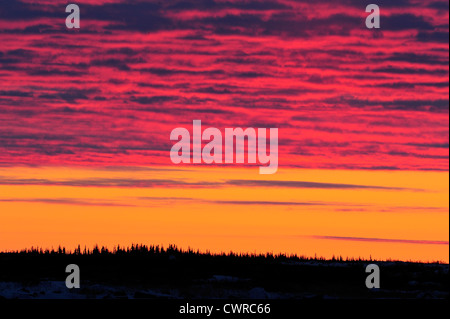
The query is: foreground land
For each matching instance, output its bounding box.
[0,245,448,299]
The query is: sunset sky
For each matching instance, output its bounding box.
[0,0,448,262]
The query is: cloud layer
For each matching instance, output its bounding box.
[0,0,448,170]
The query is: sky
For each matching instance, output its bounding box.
[0,0,448,262]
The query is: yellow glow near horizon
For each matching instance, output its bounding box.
[0,166,448,262]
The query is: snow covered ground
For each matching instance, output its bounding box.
[1,272,448,299]
[0,280,177,299]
